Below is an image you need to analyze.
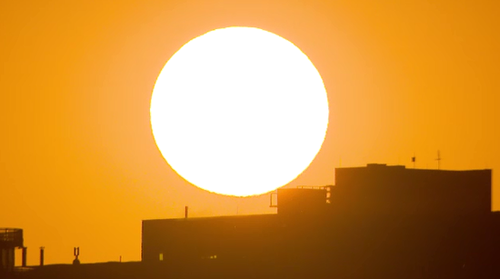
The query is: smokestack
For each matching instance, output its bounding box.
[40,247,45,266]
[22,247,27,267]
[185,206,188,218]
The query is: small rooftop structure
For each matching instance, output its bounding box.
[0,228,23,272]
[333,164,491,215]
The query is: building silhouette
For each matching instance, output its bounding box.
[142,164,499,279]
[0,228,24,273]
[5,164,500,279]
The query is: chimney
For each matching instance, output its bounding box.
[39,247,45,266]
[22,247,27,267]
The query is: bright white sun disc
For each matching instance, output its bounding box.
[151,27,329,196]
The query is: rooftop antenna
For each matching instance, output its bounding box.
[436,150,442,170]
[73,247,80,265]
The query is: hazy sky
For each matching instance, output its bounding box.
[1,0,499,265]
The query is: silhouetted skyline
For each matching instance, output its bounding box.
[3,164,499,278]
[1,0,499,265]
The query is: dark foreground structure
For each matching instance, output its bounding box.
[7,164,500,279]
[142,165,499,279]
[0,228,24,272]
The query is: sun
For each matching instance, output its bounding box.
[150,27,329,197]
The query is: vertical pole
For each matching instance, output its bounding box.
[22,247,27,267]
[0,249,4,270]
[7,248,14,271]
[40,247,44,266]
[185,206,188,218]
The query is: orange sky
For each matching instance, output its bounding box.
[1,0,499,265]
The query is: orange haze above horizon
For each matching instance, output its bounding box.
[1,0,499,265]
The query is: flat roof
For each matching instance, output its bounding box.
[143,213,277,223]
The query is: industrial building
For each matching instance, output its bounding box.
[142,164,499,278]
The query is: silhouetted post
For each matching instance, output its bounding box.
[5,248,14,271]
[73,247,80,265]
[22,247,27,267]
[185,206,188,218]
[39,247,44,266]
